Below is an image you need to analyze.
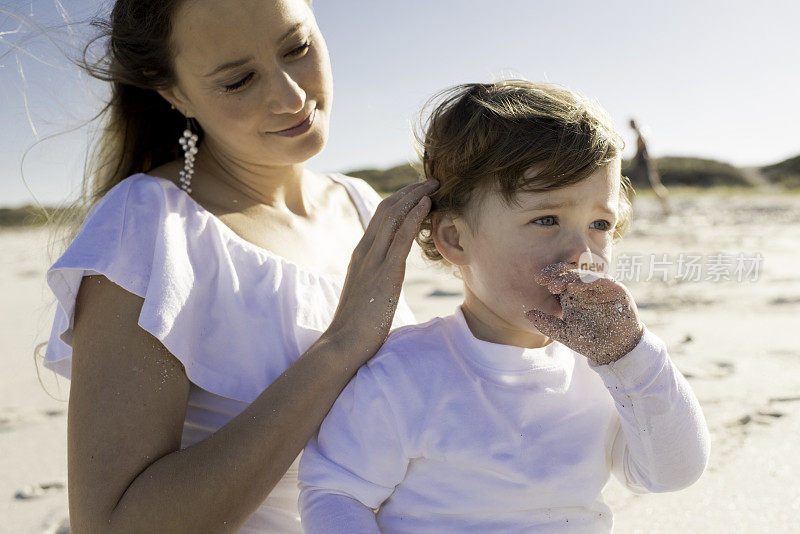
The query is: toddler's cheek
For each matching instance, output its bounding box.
[508,277,556,313]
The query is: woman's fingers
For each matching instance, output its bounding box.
[351,179,437,261]
[385,194,432,266]
[327,181,438,360]
[373,179,438,224]
[368,179,439,258]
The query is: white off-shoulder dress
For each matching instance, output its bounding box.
[41,172,417,532]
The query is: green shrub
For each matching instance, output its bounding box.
[761,154,800,188]
[347,163,420,193]
[623,156,751,188]
[354,156,755,193]
[0,205,73,227]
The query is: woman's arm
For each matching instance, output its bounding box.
[70,275,371,533]
[68,179,438,533]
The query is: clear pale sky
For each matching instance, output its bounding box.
[1,0,798,207]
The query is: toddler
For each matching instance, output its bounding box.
[298,80,710,533]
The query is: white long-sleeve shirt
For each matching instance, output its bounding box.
[298,306,710,533]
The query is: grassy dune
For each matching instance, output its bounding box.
[351,154,800,194]
[2,154,798,227]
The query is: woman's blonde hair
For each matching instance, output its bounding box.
[414,80,635,270]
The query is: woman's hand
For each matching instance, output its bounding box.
[524,261,644,366]
[324,179,440,363]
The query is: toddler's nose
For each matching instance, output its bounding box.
[564,241,593,269]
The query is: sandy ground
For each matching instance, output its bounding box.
[2,190,799,533]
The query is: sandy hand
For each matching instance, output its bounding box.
[524,262,644,366]
[325,178,439,363]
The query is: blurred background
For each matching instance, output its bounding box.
[1,1,799,532]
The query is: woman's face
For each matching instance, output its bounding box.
[164,0,332,166]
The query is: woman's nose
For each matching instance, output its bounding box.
[267,69,306,115]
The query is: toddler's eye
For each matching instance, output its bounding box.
[531,216,557,226]
[591,220,613,231]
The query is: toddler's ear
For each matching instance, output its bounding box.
[432,212,469,266]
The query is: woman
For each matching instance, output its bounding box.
[40,0,438,531]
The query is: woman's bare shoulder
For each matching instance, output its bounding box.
[74,274,186,375]
[145,160,183,189]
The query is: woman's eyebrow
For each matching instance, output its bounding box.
[204,57,254,77]
[203,21,307,78]
[278,21,306,45]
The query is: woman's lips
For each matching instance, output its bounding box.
[270,108,316,137]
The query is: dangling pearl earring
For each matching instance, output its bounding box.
[178,118,198,194]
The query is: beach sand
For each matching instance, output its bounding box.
[2,191,799,532]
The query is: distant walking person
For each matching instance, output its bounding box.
[629,119,671,215]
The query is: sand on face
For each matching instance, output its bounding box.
[4,191,800,531]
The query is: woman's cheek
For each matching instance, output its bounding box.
[215,97,261,127]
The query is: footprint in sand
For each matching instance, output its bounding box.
[0,408,66,432]
[42,517,70,534]
[769,395,800,406]
[0,409,25,432]
[427,289,463,298]
[768,295,800,306]
[678,360,735,380]
[14,481,66,500]
[730,409,786,428]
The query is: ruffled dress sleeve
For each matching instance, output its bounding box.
[42,174,303,402]
[43,174,166,379]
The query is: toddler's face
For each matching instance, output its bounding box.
[457,160,621,347]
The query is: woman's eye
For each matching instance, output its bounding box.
[288,41,310,57]
[531,216,557,226]
[223,72,254,93]
[591,220,613,231]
